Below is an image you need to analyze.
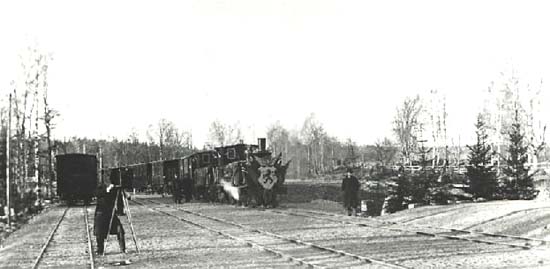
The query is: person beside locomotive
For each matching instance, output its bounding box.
[342,168,360,216]
[93,183,127,255]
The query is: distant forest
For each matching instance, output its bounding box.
[2,44,550,208]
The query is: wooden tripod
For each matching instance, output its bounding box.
[106,183,140,254]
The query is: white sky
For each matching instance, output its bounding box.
[1,0,550,147]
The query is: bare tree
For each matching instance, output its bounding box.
[149,119,191,160]
[393,95,423,165]
[300,113,326,176]
[374,137,398,166]
[42,81,58,198]
[266,121,290,157]
[424,89,448,167]
[483,69,547,169]
[207,120,242,148]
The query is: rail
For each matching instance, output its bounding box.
[31,206,96,269]
[137,198,409,269]
[84,205,95,269]
[268,208,549,250]
[32,207,70,269]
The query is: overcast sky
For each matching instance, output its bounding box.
[1,0,550,147]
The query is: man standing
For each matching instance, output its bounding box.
[173,175,182,204]
[94,183,126,255]
[182,175,193,202]
[342,168,360,216]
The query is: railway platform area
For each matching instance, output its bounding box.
[1,195,550,268]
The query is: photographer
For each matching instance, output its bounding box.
[94,183,126,255]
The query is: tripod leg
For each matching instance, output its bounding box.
[122,191,140,253]
[105,189,120,255]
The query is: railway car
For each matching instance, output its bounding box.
[151,160,164,194]
[188,150,218,200]
[55,153,98,204]
[163,159,180,197]
[119,166,134,188]
[96,138,290,207]
[129,163,151,192]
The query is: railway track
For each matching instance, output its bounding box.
[32,205,95,269]
[266,208,549,250]
[135,198,408,269]
[143,198,550,267]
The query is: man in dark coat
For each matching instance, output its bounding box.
[342,168,360,216]
[183,175,194,202]
[94,183,126,255]
[173,176,182,204]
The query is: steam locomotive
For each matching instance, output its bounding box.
[100,138,290,207]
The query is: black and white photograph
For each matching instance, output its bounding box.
[1,0,550,268]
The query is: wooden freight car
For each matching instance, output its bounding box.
[56,153,98,205]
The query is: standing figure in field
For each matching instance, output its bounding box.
[342,168,360,216]
[94,183,126,255]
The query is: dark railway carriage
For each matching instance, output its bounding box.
[55,154,98,204]
[120,167,133,189]
[151,161,164,194]
[95,138,290,207]
[163,159,180,196]
[216,143,256,165]
[215,143,253,186]
[189,150,218,200]
[130,163,151,191]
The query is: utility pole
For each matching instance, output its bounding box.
[6,94,12,227]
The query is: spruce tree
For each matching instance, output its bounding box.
[466,114,497,200]
[412,142,436,204]
[502,109,537,199]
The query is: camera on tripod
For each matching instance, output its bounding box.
[109,167,133,189]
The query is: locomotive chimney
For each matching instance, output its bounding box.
[258,138,266,151]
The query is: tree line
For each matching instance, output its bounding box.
[1,45,548,219]
[385,70,548,212]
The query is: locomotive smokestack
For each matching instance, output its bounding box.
[258,138,266,151]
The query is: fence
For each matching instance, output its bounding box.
[391,161,550,175]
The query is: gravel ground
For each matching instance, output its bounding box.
[2,195,550,268]
[151,197,550,268]
[0,205,68,268]
[94,200,308,268]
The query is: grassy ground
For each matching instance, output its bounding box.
[280,180,386,216]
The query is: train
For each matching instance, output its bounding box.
[100,138,291,207]
[55,153,98,204]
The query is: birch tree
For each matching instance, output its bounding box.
[207,120,242,148]
[300,113,326,176]
[393,95,423,165]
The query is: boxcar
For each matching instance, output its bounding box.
[163,159,179,195]
[56,153,98,204]
[130,163,151,192]
[151,160,164,194]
